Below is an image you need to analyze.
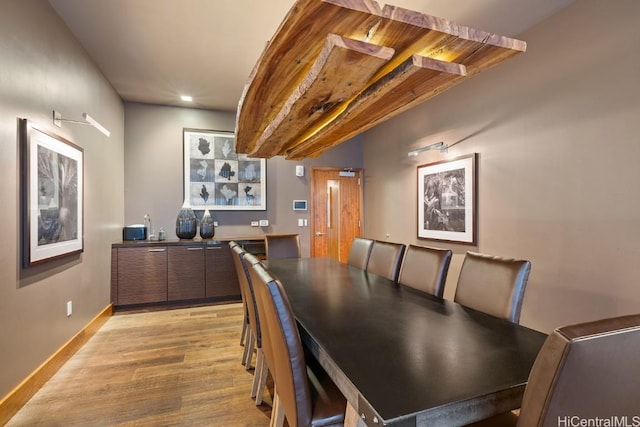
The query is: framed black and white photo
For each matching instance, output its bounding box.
[20,119,84,267]
[417,153,476,244]
[183,128,266,210]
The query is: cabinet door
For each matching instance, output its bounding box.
[205,243,240,298]
[111,248,118,303]
[117,247,167,305]
[168,245,205,301]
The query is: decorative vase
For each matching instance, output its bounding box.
[175,203,197,239]
[199,209,215,239]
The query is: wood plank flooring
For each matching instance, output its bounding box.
[6,303,273,427]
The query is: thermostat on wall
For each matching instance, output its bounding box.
[293,200,307,211]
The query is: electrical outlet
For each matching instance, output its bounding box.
[259,219,269,227]
[66,301,73,317]
[251,221,259,227]
[298,218,304,227]
[213,221,219,227]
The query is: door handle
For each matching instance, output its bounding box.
[315,232,326,237]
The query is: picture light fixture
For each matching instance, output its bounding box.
[407,141,448,157]
[52,110,111,137]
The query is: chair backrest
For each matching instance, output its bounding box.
[231,245,262,346]
[229,241,249,326]
[246,253,276,403]
[250,261,313,427]
[518,314,640,425]
[366,240,406,282]
[398,244,452,298]
[265,234,301,260]
[454,251,531,323]
[346,237,374,269]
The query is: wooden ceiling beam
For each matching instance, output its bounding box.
[249,34,394,158]
[234,0,526,159]
[235,0,383,154]
[286,55,466,159]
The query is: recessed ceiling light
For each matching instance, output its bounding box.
[180,95,193,102]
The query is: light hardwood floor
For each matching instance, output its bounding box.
[6,303,273,427]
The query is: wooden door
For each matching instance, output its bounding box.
[311,168,363,262]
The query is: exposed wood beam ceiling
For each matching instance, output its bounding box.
[235,0,526,159]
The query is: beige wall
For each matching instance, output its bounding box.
[363,0,640,333]
[124,102,363,257]
[0,0,124,397]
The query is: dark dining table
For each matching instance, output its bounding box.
[266,257,547,427]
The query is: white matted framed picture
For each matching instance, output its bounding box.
[417,153,477,244]
[20,119,84,267]
[183,128,266,210]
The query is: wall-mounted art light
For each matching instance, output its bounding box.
[52,110,111,137]
[407,141,448,157]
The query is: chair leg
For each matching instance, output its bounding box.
[240,316,248,347]
[256,356,269,404]
[244,331,255,370]
[242,329,253,367]
[251,348,262,399]
[241,329,250,366]
[252,349,269,404]
[270,391,285,427]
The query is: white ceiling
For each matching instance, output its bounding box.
[48,0,574,112]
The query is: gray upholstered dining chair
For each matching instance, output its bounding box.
[366,240,406,282]
[265,234,301,260]
[346,237,374,269]
[398,244,452,298]
[230,247,268,404]
[467,313,640,426]
[249,261,346,427]
[454,251,531,323]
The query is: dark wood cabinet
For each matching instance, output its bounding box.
[116,246,167,305]
[168,245,205,301]
[111,237,263,308]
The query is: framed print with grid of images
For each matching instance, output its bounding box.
[183,128,266,210]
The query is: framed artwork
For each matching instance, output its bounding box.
[183,128,266,210]
[20,119,84,267]
[417,153,477,244]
